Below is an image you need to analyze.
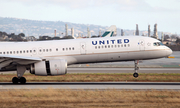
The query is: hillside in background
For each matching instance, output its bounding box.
[0,17,111,38]
[0,17,172,38]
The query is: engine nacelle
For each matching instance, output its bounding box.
[30,59,67,76]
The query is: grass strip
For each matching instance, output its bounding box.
[0,89,180,107]
[0,73,180,82]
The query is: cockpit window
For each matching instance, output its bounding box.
[160,42,164,46]
[153,42,164,46]
[153,43,157,46]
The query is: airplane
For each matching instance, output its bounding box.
[0,36,172,84]
[101,25,116,37]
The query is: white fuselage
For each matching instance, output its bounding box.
[0,36,172,66]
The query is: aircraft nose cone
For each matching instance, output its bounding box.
[166,48,173,56]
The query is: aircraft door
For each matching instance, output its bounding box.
[139,40,145,51]
[80,42,86,55]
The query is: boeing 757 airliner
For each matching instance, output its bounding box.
[0,36,172,84]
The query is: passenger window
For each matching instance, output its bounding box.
[3,52,5,54]
[43,49,45,52]
[30,50,32,53]
[111,45,113,48]
[98,46,100,49]
[23,51,25,53]
[69,48,71,50]
[17,51,19,54]
[34,50,36,52]
[121,45,123,47]
[13,51,15,54]
[50,49,52,52]
[63,48,65,51]
[46,49,48,52]
[56,48,58,51]
[95,46,97,49]
[118,45,120,47]
[105,46,107,48]
[20,51,22,53]
[27,50,29,53]
[72,47,74,50]
[66,48,68,50]
[0,52,2,54]
[124,44,126,47]
[108,45,110,48]
[10,51,12,54]
[7,52,9,54]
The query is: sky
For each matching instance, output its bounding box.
[0,0,180,34]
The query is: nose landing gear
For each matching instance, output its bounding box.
[133,60,139,78]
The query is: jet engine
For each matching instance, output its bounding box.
[30,59,67,76]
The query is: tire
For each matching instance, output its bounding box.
[19,77,26,84]
[12,77,19,84]
[133,73,139,78]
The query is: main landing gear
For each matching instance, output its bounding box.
[12,65,27,84]
[133,60,139,78]
[12,77,26,84]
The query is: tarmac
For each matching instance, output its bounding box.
[67,68,180,74]
[0,82,179,90]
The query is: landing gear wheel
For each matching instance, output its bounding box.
[133,73,139,78]
[133,60,139,78]
[19,77,26,84]
[12,77,19,84]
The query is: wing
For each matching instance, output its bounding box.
[0,55,42,70]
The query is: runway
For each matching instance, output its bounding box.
[2,67,180,74]
[0,82,180,90]
[0,68,180,90]
[67,68,180,74]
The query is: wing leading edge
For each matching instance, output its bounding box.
[0,55,42,70]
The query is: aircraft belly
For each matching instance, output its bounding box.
[128,52,145,60]
[108,53,128,61]
[127,50,168,60]
[74,52,130,64]
[75,55,98,63]
[98,54,108,62]
[145,50,167,59]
